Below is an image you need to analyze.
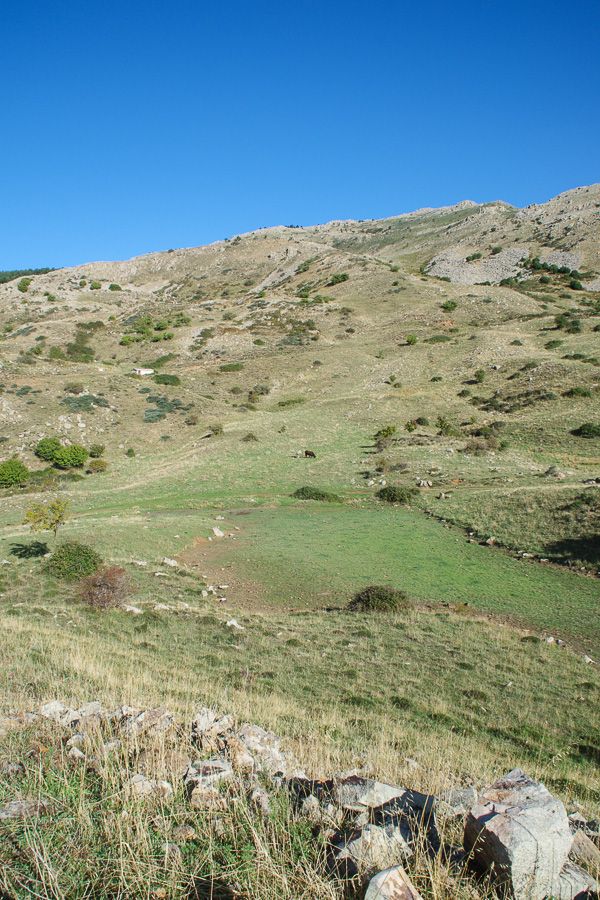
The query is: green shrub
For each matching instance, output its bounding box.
[466,252,482,262]
[376,485,418,504]
[441,300,457,311]
[474,368,486,383]
[17,277,33,293]
[126,448,135,458]
[571,423,600,438]
[292,486,340,502]
[45,541,103,581]
[88,443,105,458]
[35,436,62,462]
[90,281,101,290]
[86,458,108,473]
[153,373,181,386]
[0,458,30,488]
[219,362,244,372]
[570,279,583,291]
[327,273,349,286]
[241,432,259,442]
[564,387,592,398]
[406,334,417,345]
[108,283,122,291]
[348,584,410,612]
[52,444,89,469]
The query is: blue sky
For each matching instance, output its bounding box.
[1,0,598,268]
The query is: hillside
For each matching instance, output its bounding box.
[0,184,599,898]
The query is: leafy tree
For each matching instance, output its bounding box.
[23,498,69,539]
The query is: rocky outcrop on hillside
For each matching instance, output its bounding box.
[1,700,599,899]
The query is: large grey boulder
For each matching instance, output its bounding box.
[464,769,574,899]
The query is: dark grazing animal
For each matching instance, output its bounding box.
[304,449,316,458]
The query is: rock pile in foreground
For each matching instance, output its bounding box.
[1,701,599,899]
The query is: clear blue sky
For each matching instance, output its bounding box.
[1,0,598,268]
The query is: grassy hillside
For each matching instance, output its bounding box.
[0,185,599,897]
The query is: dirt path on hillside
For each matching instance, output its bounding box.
[175,510,269,610]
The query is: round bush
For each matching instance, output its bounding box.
[571,422,600,438]
[376,485,418,504]
[292,485,340,502]
[45,541,103,581]
[86,458,108,473]
[0,458,30,488]
[35,436,62,462]
[52,444,89,469]
[348,585,410,613]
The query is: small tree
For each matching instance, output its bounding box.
[23,498,69,539]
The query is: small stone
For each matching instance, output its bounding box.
[172,824,196,842]
[165,842,182,863]
[189,785,227,811]
[249,785,271,816]
[365,865,424,899]
[129,774,173,800]
[162,557,178,567]
[0,799,51,820]
[68,746,86,761]
[0,762,25,778]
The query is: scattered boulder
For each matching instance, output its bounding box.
[464,769,574,899]
[122,707,174,737]
[436,784,478,817]
[128,773,173,800]
[330,821,413,878]
[570,829,600,873]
